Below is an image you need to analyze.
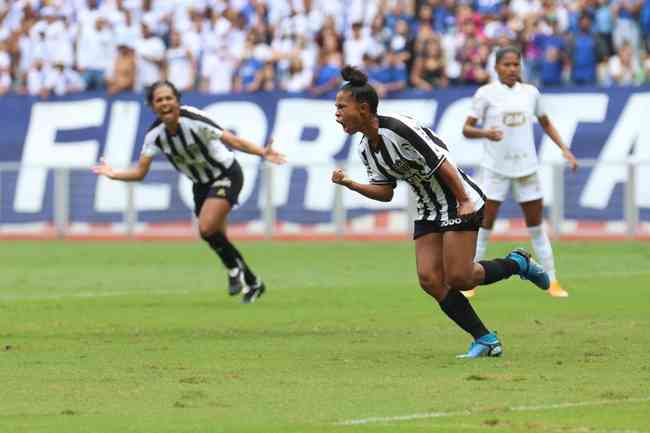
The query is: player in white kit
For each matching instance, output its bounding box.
[462,47,577,298]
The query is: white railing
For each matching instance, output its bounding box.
[0,159,647,239]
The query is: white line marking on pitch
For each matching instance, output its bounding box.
[336,396,650,426]
[0,289,208,301]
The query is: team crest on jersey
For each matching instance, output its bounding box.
[216,188,226,197]
[199,127,219,143]
[502,112,526,127]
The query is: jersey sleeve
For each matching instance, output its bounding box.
[532,87,547,117]
[358,145,397,187]
[141,128,161,158]
[182,105,224,143]
[469,86,488,121]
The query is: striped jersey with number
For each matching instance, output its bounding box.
[141,105,235,183]
[358,114,485,222]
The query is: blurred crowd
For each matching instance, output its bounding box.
[1,0,650,99]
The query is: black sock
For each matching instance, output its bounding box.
[478,258,518,285]
[205,233,257,284]
[438,290,489,340]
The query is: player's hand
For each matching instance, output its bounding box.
[562,148,578,172]
[262,138,287,165]
[457,200,475,216]
[91,158,115,179]
[331,168,349,186]
[484,128,503,141]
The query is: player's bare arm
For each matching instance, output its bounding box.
[462,117,503,141]
[538,115,578,171]
[91,154,153,182]
[331,168,394,202]
[220,131,287,165]
[436,159,475,216]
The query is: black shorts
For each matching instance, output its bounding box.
[413,206,484,240]
[192,160,244,216]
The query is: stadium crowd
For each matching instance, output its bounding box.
[1,0,650,98]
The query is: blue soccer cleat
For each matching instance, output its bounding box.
[506,248,550,291]
[457,332,503,359]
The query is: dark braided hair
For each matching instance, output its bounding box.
[340,65,379,114]
[146,80,181,107]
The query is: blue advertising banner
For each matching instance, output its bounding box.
[1,87,649,225]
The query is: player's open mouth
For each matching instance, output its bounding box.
[336,119,349,132]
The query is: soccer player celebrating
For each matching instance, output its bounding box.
[92,80,286,303]
[462,46,577,298]
[331,65,550,358]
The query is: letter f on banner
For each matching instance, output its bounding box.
[15,100,105,212]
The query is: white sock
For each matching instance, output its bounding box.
[527,224,557,282]
[474,227,492,262]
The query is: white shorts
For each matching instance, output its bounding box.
[480,168,543,203]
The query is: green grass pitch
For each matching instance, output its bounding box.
[1,240,649,433]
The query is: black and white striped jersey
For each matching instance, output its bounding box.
[359,113,485,222]
[141,105,235,184]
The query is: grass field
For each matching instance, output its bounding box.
[1,240,649,433]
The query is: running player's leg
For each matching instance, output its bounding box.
[444,230,518,289]
[520,198,567,297]
[197,197,249,295]
[474,169,510,263]
[431,230,501,357]
[475,199,501,261]
[415,232,490,341]
[515,173,566,297]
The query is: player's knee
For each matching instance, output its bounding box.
[444,272,471,290]
[198,223,220,241]
[417,271,443,292]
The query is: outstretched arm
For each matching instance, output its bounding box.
[331,168,394,202]
[91,154,153,181]
[219,131,287,165]
[538,115,577,171]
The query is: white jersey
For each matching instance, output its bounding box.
[359,114,485,223]
[470,81,546,177]
[141,106,235,184]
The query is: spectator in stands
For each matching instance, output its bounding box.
[0,39,10,95]
[343,21,371,68]
[26,58,50,98]
[200,38,237,94]
[534,18,569,86]
[612,0,643,55]
[106,41,136,95]
[48,57,86,96]
[594,0,615,57]
[367,50,408,97]
[567,13,608,85]
[165,30,195,92]
[608,41,643,84]
[642,52,650,83]
[642,0,650,51]
[309,31,342,96]
[411,37,448,90]
[76,15,113,91]
[281,55,312,93]
[232,30,270,93]
[135,19,165,91]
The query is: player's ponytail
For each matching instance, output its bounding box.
[340,65,378,114]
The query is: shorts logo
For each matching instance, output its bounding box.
[440,218,463,227]
[212,178,232,188]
